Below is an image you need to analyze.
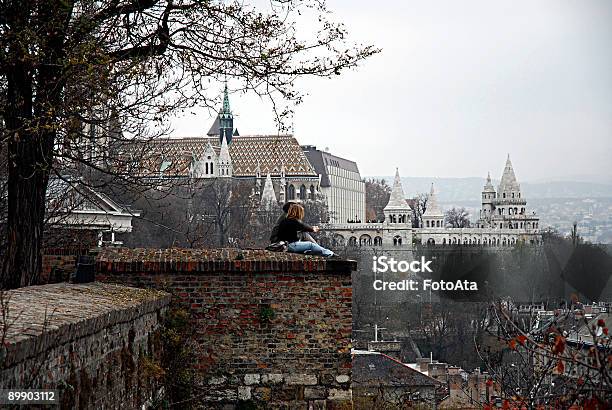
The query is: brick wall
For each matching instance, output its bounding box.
[39,246,93,284]
[96,248,356,409]
[0,282,170,409]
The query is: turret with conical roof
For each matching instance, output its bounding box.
[383,168,412,226]
[479,171,496,225]
[497,154,522,201]
[423,183,444,229]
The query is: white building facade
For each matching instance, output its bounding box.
[324,156,542,249]
[302,145,366,224]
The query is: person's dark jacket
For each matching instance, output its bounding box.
[277,218,314,243]
[269,202,295,243]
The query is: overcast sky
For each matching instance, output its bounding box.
[169,0,612,182]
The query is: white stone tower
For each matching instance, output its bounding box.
[423,183,444,229]
[479,172,496,226]
[382,168,413,246]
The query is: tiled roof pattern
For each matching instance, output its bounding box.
[145,135,317,177]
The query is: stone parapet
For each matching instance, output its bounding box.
[0,282,170,409]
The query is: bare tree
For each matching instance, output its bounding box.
[411,193,428,228]
[365,178,391,222]
[126,178,255,249]
[0,0,378,288]
[445,207,471,228]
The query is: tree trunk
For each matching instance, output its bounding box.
[2,145,49,288]
[1,1,69,289]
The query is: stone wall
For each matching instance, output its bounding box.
[96,248,356,409]
[0,282,171,409]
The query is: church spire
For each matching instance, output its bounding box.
[221,82,231,114]
[218,82,234,144]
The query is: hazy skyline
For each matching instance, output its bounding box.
[168,0,612,182]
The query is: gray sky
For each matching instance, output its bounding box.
[169,0,612,182]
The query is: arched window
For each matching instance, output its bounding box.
[210,163,214,174]
[287,185,295,200]
[333,234,345,246]
[427,238,435,246]
[205,162,209,174]
[503,193,506,198]
[393,236,402,246]
[348,236,357,246]
[309,185,316,200]
[299,185,307,200]
[426,220,430,228]
[374,236,382,246]
[442,238,446,245]
[359,234,372,246]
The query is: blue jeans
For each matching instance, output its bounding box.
[288,241,334,256]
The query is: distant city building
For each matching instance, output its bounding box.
[352,350,443,406]
[325,156,542,248]
[302,145,365,223]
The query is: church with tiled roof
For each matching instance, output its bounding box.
[141,85,321,203]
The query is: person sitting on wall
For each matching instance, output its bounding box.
[270,202,317,244]
[277,203,335,257]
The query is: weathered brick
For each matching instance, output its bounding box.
[93,248,356,409]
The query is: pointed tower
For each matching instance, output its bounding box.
[218,134,232,177]
[492,154,527,230]
[498,154,521,200]
[480,171,496,225]
[259,173,278,211]
[423,183,444,229]
[218,83,234,144]
[383,168,412,225]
